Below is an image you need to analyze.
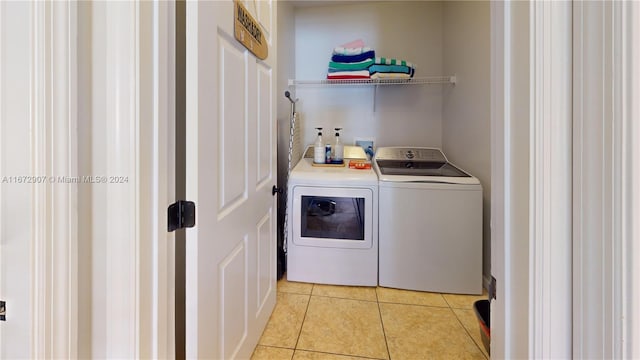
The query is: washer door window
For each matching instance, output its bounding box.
[292,186,373,249]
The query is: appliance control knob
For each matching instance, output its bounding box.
[405,162,414,168]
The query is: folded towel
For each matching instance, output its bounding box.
[331,50,376,64]
[327,70,370,80]
[374,57,416,68]
[333,46,373,56]
[328,58,374,71]
[339,39,365,48]
[328,66,369,73]
[368,64,414,75]
[370,72,412,80]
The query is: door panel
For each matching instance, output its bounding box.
[257,63,273,187]
[218,35,248,217]
[256,210,273,312]
[220,240,248,359]
[185,0,277,358]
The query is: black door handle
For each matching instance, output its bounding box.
[272,185,283,196]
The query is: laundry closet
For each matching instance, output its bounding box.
[275,1,491,287]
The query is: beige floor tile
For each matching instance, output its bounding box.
[379,303,485,360]
[292,349,376,360]
[376,287,448,307]
[278,274,314,295]
[453,308,489,359]
[312,284,377,302]
[251,345,294,360]
[258,292,309,348]
[297,296,389,359]
[443,290,488,309]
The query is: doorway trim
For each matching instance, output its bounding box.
[529,1,572,358]
[572,1,640,358]
[623,4,640,358]
[493,0,640,358]
[491,1,573,358]
[30,1,79,357]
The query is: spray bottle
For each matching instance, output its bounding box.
[333,128,344,163]
[313,128,325,164]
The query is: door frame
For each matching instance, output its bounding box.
[2,1,176,357]
[80,2,176,357]
[15,0,639,358]
[29,1,78,357]
[491,0,640,358]
[572,1,640,358]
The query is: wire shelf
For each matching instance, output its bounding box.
[288,75,456,87]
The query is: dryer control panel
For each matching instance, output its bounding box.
[375,147,447,163]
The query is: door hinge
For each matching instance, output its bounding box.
[0,300,5,321]
[168,200,196,232]
[489,276,497,300]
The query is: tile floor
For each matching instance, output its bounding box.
[251,275,489,360]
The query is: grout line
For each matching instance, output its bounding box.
[255,344,296,351]
[442,294,453,308]
[310,293,378,303]
[293,285,313,350]
[376,300,450,309]
[375,288,393,360]
[451,308,489,360]
[252,344,296,360]
[442,293,490,311]
[278,290,314,296]
[293,349,388,360]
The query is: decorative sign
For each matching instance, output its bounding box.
[234,0,268,60]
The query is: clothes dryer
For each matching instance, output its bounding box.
[287,146,378,286]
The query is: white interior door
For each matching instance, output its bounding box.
[184,0,277,358]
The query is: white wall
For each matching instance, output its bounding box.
[442,1,491,282]
[293,2,444,149]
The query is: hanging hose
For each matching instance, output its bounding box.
[280,90,299,276]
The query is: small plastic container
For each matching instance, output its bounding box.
[473,299,490,355]
[348,160,371,169]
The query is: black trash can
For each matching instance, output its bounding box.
[473,299,490,355]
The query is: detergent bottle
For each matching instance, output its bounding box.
[313,128,325,164]
[333,128,344,163]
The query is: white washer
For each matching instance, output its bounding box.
[287,146,378,286]
[374,147,483,294]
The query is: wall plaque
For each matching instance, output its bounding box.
[234,0,268,60]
